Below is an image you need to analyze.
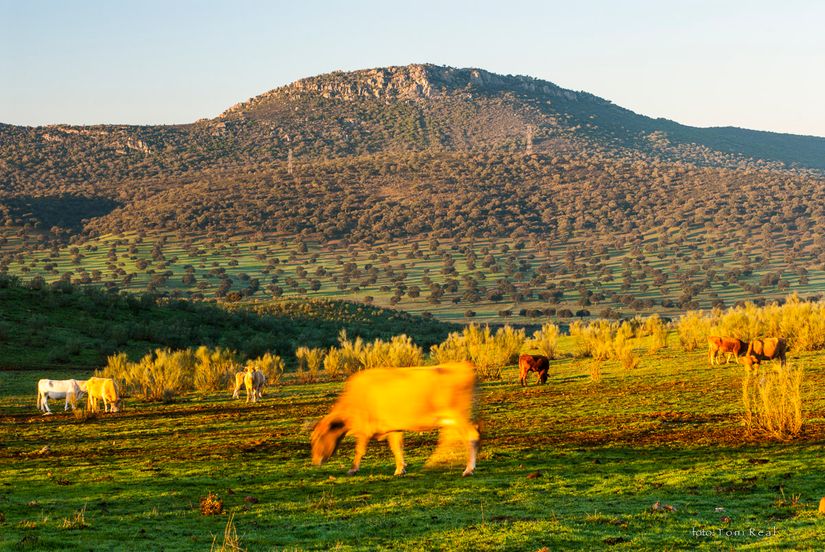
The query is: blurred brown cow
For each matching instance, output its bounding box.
[518,354,549,386]
[707,336,747,365]
[311,362,480,477]
[741,338,787,370]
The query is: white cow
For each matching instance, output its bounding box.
[37,379,87,414]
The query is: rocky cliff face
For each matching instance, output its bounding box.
[220,64,588,118]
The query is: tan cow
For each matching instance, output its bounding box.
[86,377,121,413]
[707,336,747,365]
[311,361,480,477]
[244,369,266,403]
[741,338,787,370]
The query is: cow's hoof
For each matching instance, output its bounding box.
[346,468,359,476]
[462,468,475,477]
[394,468,407,476]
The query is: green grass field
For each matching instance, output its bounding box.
[2,337,824,550]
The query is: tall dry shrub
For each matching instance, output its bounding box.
[295,346,325,383]
[742,364,804,439]
[323,347,345,380]
[570,320,615,359]
[246,352,284,385]
[334,330,366,375]
[133,348,194,401]
[99,352,132,395]
[430,324,525,380]
[612,332,640,370]
[677,310,712,351]
[194,346,238,392]
[525,323,560,359]
[643,314,669,353]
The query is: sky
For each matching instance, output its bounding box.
[2,0,824,136]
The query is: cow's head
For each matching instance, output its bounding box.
[311,414,348,466]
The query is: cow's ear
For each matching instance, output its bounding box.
[329,419,345,431]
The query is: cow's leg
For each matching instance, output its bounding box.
[387,432,406,476]
[348,435,369,475]
[64,393,71,411]
[456,421,480,477]
[41,394,52,414]
[535,372,542,385]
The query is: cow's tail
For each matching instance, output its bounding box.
[36,389,41,409]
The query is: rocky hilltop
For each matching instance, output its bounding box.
[222,64,585,114]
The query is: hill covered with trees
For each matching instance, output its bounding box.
[2,64,825,321]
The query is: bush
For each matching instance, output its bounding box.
[676,310,712,352]
[430,324,525,380]
[295,346,325,383]
[246,352,284,386]
[525,323,559,359]
[132,348,194,401]
[742,364,804,439]
[194,346,238,392]
[643,314,669,353]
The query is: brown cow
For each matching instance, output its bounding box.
[311,362,480,477]
[741,338,787,370]
[707,336,747,365]
[518,354,550,386]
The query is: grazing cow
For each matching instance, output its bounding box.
[311,361,480,477]
[244,369,266,403]
[518,354,550,386]
[36,379,87,414]
[707,336,747,365]
[741,338,787,370]
[86,377,121,413]
[231,371,246,399]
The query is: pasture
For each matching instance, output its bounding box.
[1,338,824,550]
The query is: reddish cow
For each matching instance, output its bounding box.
[518,354,550,386]
[707,336,747,365]
[741,338,787,370]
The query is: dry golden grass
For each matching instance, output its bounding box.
[742,363,804,439]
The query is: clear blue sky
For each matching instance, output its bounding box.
[2,0,823,136]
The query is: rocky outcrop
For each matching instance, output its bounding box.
[220,64,592,118]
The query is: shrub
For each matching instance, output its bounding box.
[742,364,804,439]
[359,334,424,370]
[295,346,325,383]
[100,352,131,394]
[430,324,525,380]
[130,348,194,401]
[676,310,711,352]
[194,346,238,392]
[613,332,640,370]
[643,314,669,353]
[570,320,614,359]
[589,359,602,383]
[246,352,284,386]
[525,323,559,359]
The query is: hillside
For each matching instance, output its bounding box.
[0,274,456,370]
[2,64,825,321]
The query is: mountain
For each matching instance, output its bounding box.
[1,63,824,247]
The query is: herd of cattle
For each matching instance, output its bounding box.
[35,365,268,415]
[707,336,787,368]
[31,336,789,477]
